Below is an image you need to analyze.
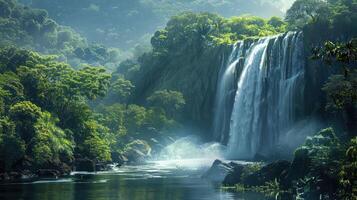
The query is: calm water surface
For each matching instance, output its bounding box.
[0,159,273,200]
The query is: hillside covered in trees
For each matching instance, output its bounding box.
[20,0,293,50]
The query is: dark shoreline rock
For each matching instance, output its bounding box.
[74,158,95,172]
[203,159,250,183]
[204,159,291,187]
[36,169,60,178]
[202,159,235,182]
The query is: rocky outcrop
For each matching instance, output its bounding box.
[36,169,60,178]
[202,159,244,182]
[207,128,343,199]
[132,45,231,138]
[221,163,245,185]
[0,156,73,182]
[121,140,152,164]
[74,158,95,172]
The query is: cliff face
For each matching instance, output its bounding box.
[132,31,335,144]
[132,45,232,138]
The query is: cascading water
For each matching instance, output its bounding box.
[213,32,305,159]
[213,42,246,144]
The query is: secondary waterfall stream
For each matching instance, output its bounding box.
[214,32,306,159]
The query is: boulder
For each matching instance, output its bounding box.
[118,154,129,165]
[41,161,72,175]
[203,159,245,183]
[124,149,146,164]
[149,138,165,155]
[111,152,128,166]
[222,163,245,185]
[122,140,151,164]
[36,169,59,178]
[74,158,95,172]
[95,163,111,171]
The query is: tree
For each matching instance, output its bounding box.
[32,111,74,165]
[268,16,286,31]
[147,90,185,118]
[125,104,148,135]
[338,137,357,199]
[312,39,357,136]
[0,72,24,107]
[12,52,111,132]
[285,0,329,30]
[81,120,111,162]
[106,77,134,104]
[95,103,127,137]
[9,101,42,143]
[0,117,25,170]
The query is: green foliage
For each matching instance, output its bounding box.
[285,0,330,30]
[251,179,284,198]
[82,120,111,162]
[151,12,286,54]
[25,0,285,51]
[0,117,25,170]
[228,179,285,198]
[291,128,357,199]
[221,16,286,41]
[9,101,42,143]
[240,163,262,181]
[0,0,127,69]
[115,59,141,80]
[301,128,343,165]
[95,102,176,152]
[147,90,185,118]
[312,39,357,135]
[338,137,357,199]
[0,46,115,171]
[0,72,24,106]
[32,112,73,165]
[83,135,111,162]
[105,77,135,104]
[322,73,357,110]
[285,0,357,37]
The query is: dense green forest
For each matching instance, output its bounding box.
[0,45,186,170]
[0,0,288,171]
[0,0,130,70]
[20,0,292,50]
[0,0,356,199]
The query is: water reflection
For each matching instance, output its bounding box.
[0,160,275,200]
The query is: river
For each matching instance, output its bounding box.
[0,159,274,200]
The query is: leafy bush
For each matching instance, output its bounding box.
[338,137,357,199]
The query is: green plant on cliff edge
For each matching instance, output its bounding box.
[338,137,357,199]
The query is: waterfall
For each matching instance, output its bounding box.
[214,32,305,159]
[213,42,246,144]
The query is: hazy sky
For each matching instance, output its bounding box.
[269,0,296,11]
